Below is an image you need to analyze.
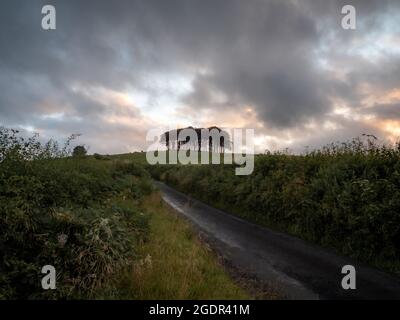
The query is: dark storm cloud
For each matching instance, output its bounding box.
[178,0,328,128]
[176,0,400,128]
[0,0,399,152]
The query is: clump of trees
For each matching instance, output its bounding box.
[160,126,232,153]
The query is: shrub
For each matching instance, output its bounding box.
[93,153,111,161]
[72,145,87,158]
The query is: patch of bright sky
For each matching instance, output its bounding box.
[18,125,36,132]
[315,8,400,74]
[130,72,194,126]
[39,112,65,121]
[346,10,400,62]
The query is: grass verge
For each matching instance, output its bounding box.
[105,192,251,300]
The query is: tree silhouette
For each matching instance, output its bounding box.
[72,145,87,157]
[160,126,231,153]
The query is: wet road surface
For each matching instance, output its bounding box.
[156,181,400,300]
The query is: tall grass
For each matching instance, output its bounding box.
[110,192,251,300]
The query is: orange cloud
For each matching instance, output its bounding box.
[361,86,400,107]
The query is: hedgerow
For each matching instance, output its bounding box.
[0,128,151,299]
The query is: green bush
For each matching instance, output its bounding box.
[93,153,111,161]
[72,146,87,158]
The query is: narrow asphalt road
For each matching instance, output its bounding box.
[155,181,400,300]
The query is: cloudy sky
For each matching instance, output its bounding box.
[1,0,400,153]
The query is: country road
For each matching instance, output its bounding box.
[155,181,400,300]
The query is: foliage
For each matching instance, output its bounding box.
[0,127,151,299]
[72,145,87,158]
[93,153,111,161]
